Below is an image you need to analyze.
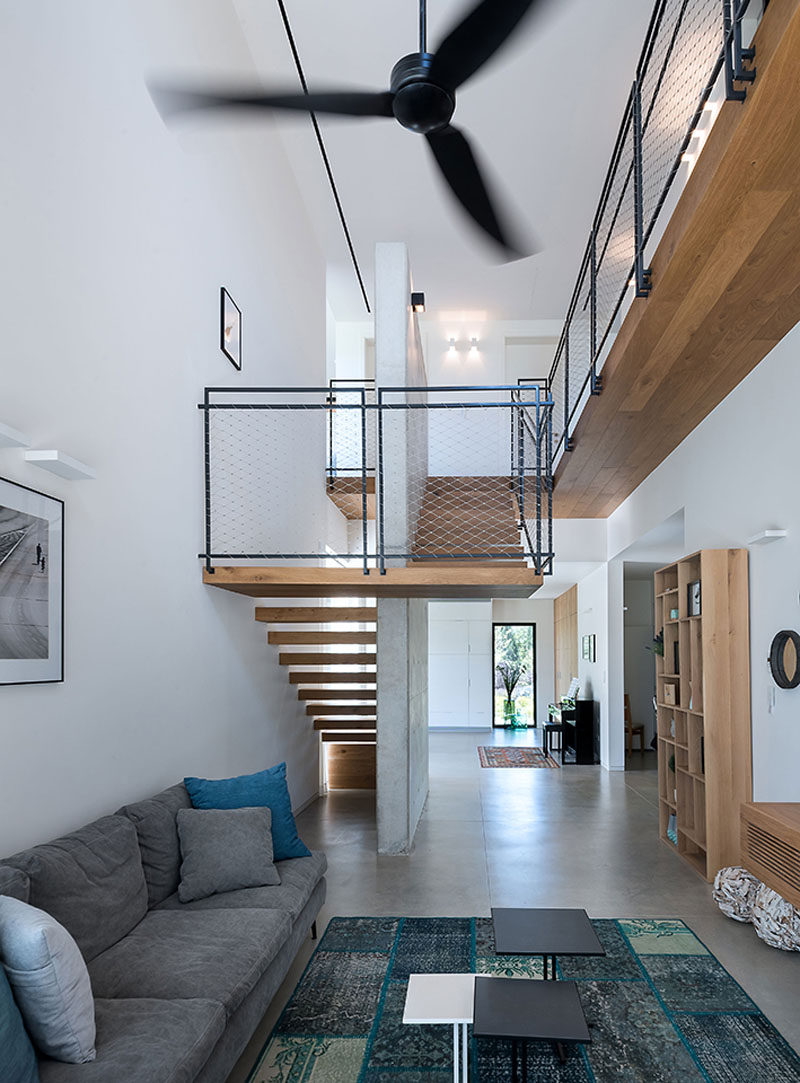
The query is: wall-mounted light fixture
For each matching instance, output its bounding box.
[448,337,457,352]
[470,337,479,353]
[411,292,426,313]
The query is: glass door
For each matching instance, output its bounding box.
[492,623,536,728]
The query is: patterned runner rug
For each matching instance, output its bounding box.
[478,745,559,768]
[246,916,800,1082]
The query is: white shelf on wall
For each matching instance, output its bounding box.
[0,421,31,449]
[746,529,787,545]
[24,450,96,481]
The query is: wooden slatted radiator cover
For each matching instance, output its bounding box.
[740,803,800,909]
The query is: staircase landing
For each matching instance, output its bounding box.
[202,565,542,599]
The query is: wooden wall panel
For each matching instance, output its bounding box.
[554,585,578,701]
[327,744,376,789]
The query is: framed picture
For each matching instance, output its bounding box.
[581,634,596,662]
[220,287,241,370]
[0,477,64,684]
[688,580,701,617]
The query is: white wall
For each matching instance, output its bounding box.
[0,1,329,854]
[608,320,800,800]
[577,562,625,769]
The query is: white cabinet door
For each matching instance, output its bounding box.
[429,652,469,728]
[468,652,492,727]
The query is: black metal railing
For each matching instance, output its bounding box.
[199,384,554,577]
[547,0,761,458]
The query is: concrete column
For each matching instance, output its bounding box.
[376,597,429,854]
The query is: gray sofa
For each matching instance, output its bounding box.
[0,782,326,1083]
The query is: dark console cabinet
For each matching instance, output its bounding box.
[562,699,597,765]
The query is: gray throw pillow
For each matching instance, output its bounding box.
[176,807,281,903]
[0,895,96,1063]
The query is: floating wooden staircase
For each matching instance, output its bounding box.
[255,604,377,789]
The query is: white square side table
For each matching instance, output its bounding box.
[402,973,476,1083]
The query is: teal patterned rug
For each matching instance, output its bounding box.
[247,916,800,1082]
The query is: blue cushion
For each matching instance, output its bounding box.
[184,763,311,861]
[0,965,40,1083]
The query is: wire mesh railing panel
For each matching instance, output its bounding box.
[328,383,376,478]
[202,386,554,575]
[594,110,636,354]
[567,268,593,423]
[640,0,724,240]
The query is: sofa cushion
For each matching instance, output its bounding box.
[38,998,224,1083]
[2,816,148,963]
[0,965,39,1083]
[177,807,281,903]
[184,763,311,861]
[156,850,327,920]
[87,908,291,1017]
[0,896,95,1064]
[116,784,192,908]
[0,864,30,903]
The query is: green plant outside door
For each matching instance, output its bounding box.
[492,623,536,728]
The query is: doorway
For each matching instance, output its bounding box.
[492,623,536,728]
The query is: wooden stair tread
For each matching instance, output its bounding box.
[255,606,377,623]
[313,719,377,731]
[268,631,376,645]
[280,652,377,667]
[320,732,376,743]
[289,671,377,684]
[206,568,542,600]
[307,704,376,716]
[298,688,376,700]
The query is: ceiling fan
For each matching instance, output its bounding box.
[151,0,544,259]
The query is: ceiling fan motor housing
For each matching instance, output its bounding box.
[390,53,455,134]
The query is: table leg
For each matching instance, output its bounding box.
[521,1039,528,1083]
[453,1023,459,1083]
[461,1022,468,1083]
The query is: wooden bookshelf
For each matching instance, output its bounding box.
[654,550,751,881]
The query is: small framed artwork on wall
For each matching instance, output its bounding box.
[0,476,64,684]
[688,580,701,617]
[220,287,241,370]
[581,634,596,662]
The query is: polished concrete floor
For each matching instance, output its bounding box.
[229,728,800,1079]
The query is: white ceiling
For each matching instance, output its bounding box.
[232,0,654,321]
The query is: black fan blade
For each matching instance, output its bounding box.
[425,126,530,259]
[429,0,542,91]
[150,84,395,120]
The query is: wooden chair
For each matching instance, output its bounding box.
[624,694,645,754]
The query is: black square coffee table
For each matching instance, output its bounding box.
[492,907,605,979]
[473,975,590,1081]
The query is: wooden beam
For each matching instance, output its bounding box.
[313,719,377,731]
[255,607,377,624]
[206,566,542,599]
[298,688,376,700]
[552,0,800,518]
[268,631,376,645]
[279,652,377,667]
[306,703,376,716]
[288,671,377,684]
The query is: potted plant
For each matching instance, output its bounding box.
[496,660,528,728]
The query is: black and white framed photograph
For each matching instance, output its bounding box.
[220,287,242,370]
[0,477,64,684]
[581,634,596,662]
[688,580,701,617]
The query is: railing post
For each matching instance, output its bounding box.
[202,389,214,574]
[547,401,553,574]
[535,393,542,576]
[563,332,574,452]
[723,0,748,100]
[732,0,756,83]
[517,400,525,541]
[360,388,369,575]
[326,381,335,486]
[590,230,602,395]
[377,389,386,575]
[632,79,652,297]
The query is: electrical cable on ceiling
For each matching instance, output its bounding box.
[275,0,372,314]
